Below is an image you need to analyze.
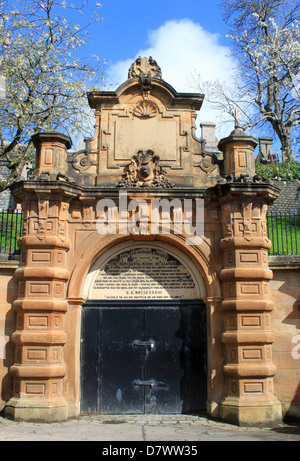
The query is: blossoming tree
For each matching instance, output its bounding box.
[196,0,300,161]
[0,0,103,190]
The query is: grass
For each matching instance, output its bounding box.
[267,214,300,255]
[0,211,23,254]
[0,211,299,256]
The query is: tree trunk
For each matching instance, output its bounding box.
[270,121,293,162]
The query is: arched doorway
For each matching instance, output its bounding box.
[80,242,207,415]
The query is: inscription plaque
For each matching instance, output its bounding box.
[90,248,197,300]
[114,118,178,162]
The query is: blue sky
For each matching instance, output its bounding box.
[94,0,229,65]
[80,0,238,140]
[68,0,281,152]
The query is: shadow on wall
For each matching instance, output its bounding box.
[1,274,17,408]
[272,268,300,422]
[285,298,300,422]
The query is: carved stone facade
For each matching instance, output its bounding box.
[67,56,218,188]
[2,58,292,426]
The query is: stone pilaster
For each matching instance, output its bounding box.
[217,127,282,426]
[204,296,224,419]
[5,133,78,421]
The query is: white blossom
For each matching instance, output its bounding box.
[201,0,300,160]
[0,0,104,189]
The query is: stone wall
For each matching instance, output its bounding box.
[0,159,16,211]
[269,256,300,420]
[268,179,300,214]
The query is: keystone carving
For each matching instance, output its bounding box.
[117,149,174,188]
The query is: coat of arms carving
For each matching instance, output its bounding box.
[117,150,173,188]
[128,56,162,80]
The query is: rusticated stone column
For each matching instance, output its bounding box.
[204,296,224,419]
[217,127,282,426]
[5,133,78,421]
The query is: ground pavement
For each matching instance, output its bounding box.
[0,414,299,442]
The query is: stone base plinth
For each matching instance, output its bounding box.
[5,397,68,422]
[220,397,282,427]
[281,402,300,421]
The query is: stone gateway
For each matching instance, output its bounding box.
[1,57,299,426]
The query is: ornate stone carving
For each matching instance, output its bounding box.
[133,100,158,119]
[117,149,173,188]
[128,56,162,80]
[199,155,219,175]
[71,151,98,173]
[217,126,282,427]
[218,173,263,184]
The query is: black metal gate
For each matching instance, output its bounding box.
[80,300,207,414]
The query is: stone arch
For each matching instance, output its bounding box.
[83,241,206,301]
[66,231,222,416]
[67,231,221,302]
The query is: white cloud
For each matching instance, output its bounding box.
[106,19,238,139]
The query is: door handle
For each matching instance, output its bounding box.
[133,380,169,390]
[133,379,156,388]
[132,339,155,350]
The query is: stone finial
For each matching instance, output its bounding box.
[31,131,72,180]
[218,126,257,181]
[128,56,162,80]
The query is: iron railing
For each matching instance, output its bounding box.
[0,209,23,256]
[0,209,299,257]
[267,211,300,256]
